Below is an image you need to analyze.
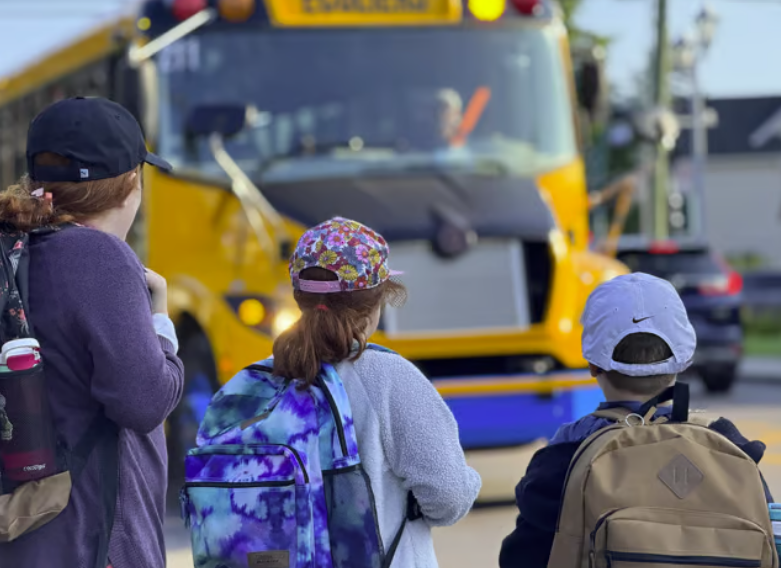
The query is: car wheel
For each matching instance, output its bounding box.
[167,332,218,501]
[701,364,738,394]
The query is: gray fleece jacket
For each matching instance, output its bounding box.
[336,349,481,568]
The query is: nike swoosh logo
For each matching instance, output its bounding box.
[633,316,652,324]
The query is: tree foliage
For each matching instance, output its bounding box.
[559,0,609,47]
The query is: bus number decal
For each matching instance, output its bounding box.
[158,38,201,74]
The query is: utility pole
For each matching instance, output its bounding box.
[651,0,670,240]
[690,50,707,238]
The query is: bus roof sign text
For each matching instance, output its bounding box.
[265,0,461,26]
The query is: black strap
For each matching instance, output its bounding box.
[382,492,422,568]
[70,412,120,568]
[638,382,690,423]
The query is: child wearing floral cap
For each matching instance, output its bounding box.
[274,216,481,568]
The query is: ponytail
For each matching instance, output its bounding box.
[0,153,138,232]
[272,267,406,385]
[0,177,60,232]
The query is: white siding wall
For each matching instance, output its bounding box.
[703,154,781,267]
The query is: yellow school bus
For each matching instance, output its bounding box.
[0,0,626,477]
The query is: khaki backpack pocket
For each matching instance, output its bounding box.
[0,471,71,542]
[590,507,772,568]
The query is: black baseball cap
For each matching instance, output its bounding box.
[26,96,172,182]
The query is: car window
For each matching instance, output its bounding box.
[617,251,720,279]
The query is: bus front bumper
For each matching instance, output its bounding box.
[432,370,603,449]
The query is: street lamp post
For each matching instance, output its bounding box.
[672,4,718,239]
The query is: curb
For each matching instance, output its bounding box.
[739,358,781,384]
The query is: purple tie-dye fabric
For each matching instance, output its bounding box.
[181,345,394,568]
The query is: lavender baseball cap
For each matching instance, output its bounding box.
[581,273,697,376]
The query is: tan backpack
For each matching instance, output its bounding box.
[548,384,778,568]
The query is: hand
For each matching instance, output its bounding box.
[144,268,168,315]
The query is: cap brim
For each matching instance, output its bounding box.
[144,151,173,172]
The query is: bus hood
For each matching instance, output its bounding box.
[260,173,556,243]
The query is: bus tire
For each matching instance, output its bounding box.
[167,331,218,498]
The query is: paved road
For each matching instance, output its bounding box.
[165,378,781,567]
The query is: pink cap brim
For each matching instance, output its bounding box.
[295,270,404,293]
[297,280,343,293]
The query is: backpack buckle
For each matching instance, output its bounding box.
[406,492,423,521]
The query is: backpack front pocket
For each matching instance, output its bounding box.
[591,507,773,568]
[183,444,311,568]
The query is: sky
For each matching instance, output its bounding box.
[0,0,779,99]
[576,0,781,99]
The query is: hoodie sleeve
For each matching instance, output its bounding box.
[353,349,481,526]
[499,441,580,568]
[708,417,774,502]
[64,229,185,434]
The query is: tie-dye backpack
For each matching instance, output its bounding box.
[180,344,421,568]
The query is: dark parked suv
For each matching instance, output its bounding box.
[615,237,743,393]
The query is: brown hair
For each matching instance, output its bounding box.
[0,153,139,231]
[603,332,676,396]
[272,267,407,385]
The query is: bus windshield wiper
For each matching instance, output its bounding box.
[129,8,216,65]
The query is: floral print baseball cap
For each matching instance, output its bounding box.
[289,217,403,293]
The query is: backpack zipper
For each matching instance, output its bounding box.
[183,480,295,488]
[189,443,309,483]
[606,551,760,567]
[180,478,296,527]
[589,507,621,559]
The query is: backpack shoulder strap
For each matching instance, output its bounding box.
[317,356,421,568]
[591,383,692,426]
[317,363,357,460]
[68,412,120,568]
[548,423,625,567]
[381,491,423,568]
[0,230,32,340]
[0,222,77,340]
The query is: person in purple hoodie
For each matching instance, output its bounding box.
[0,97,185,568]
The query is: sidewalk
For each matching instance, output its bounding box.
[740,356,781,383]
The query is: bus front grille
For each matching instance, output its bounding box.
[382,238,552,336]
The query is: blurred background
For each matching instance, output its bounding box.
[2,0,781,566]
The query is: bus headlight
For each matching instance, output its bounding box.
[225,295,298,337]
[237,298,266,327]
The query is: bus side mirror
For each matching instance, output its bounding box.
[577,60,603,119]
[186,104,247,139]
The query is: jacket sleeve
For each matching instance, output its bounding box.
[499,441,580,568]
[709,417,774,501]
[355,350,482,526]
[65,230,185,434]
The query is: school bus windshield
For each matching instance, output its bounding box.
[155,24,576,183]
